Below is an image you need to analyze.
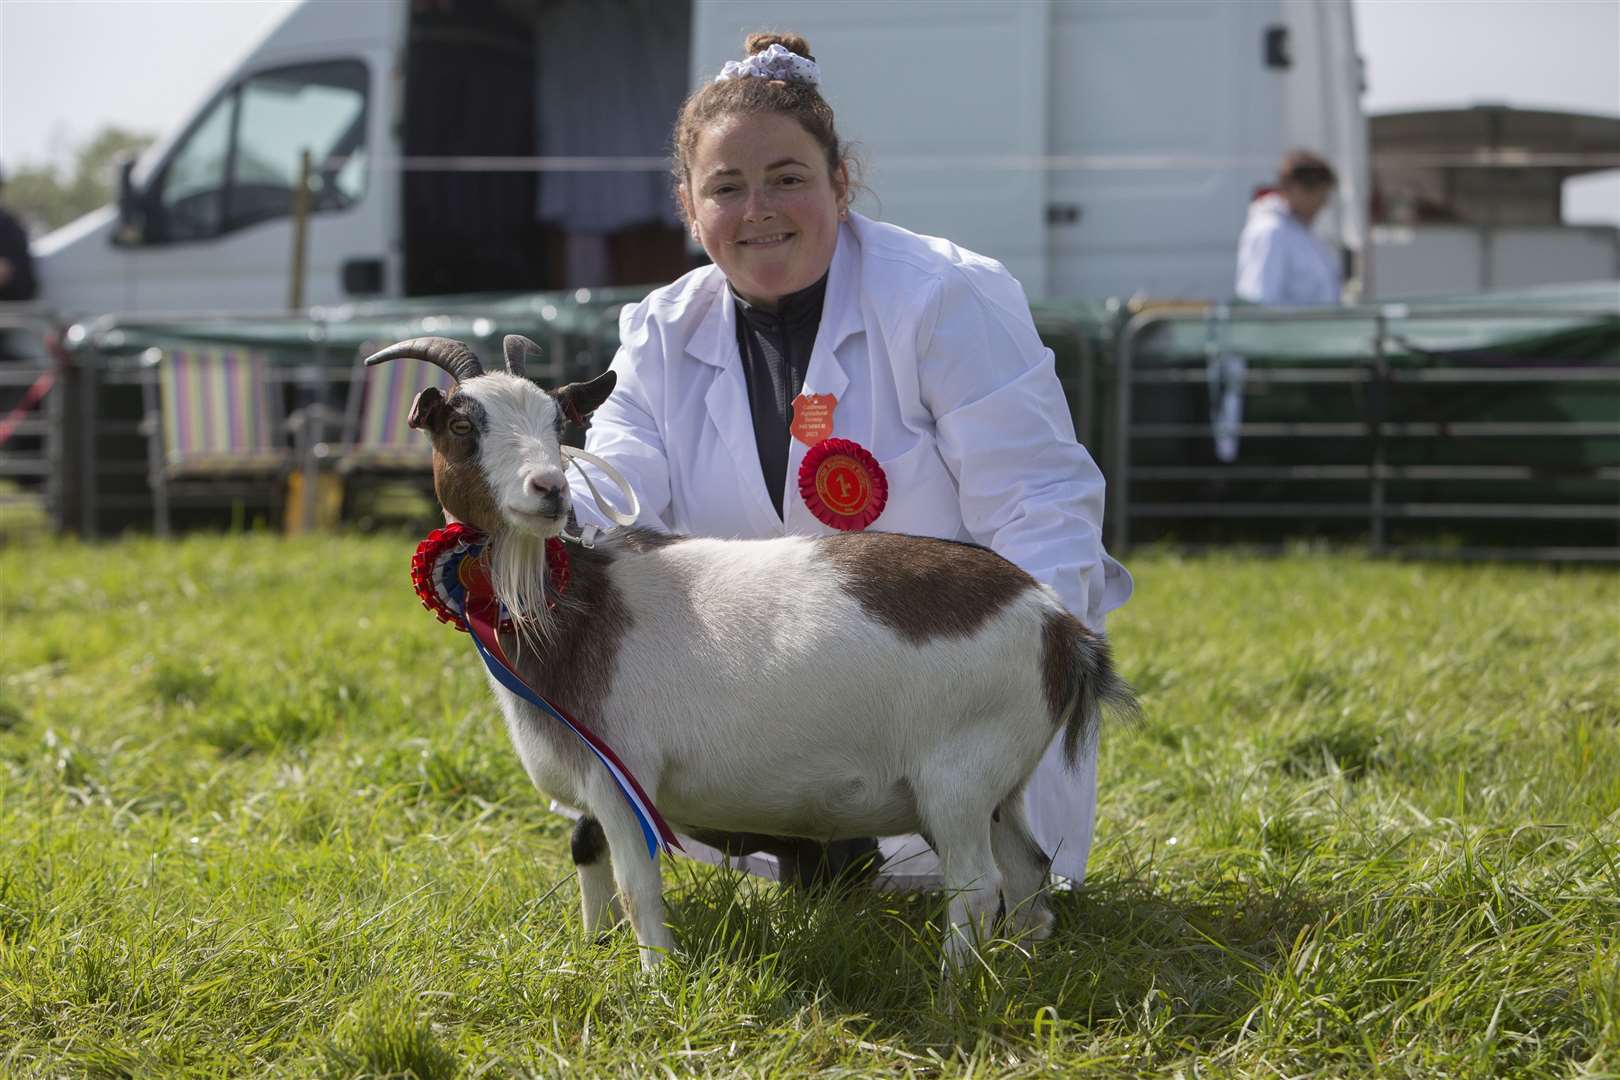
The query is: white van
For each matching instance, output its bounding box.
[34,0,1367,317]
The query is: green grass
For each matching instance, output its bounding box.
[1,533,1616,1077]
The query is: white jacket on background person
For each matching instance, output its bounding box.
[1235,192,1343,306]
[571,210,1132,886]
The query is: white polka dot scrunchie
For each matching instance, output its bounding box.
[715,43,820,86]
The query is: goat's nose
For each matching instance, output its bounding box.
[524,470,565,500]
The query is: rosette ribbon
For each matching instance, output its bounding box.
[798,437,887,531]
[413,521,680,860]
[463,599,682,860]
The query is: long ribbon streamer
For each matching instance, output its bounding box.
[463,596,681,859]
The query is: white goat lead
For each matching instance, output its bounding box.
[366,333,1137,971]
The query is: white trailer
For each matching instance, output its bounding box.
[33,0,1368,317]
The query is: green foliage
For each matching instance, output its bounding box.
[0,534,1616,1076]
[5,126,156,234]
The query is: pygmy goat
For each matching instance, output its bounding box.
[368,334,1135,970]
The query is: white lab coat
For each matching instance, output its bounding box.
[572,211,1132,887]
[1234,193,1342,307]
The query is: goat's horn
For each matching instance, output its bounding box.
[503,334,542,380]
[363,337,484,383]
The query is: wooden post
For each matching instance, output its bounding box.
[288,149,312,311]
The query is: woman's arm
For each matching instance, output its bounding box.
[575,302,676,532]
[915,264,1115,626]
[1235,219,1291,305]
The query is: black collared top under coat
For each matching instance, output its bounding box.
[732,272,829,519]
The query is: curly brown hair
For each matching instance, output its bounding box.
[671,32,856,222]
[1279,149,1338,190]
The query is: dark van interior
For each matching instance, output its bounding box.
[403,0,697,296]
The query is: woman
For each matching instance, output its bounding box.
[572,33,1131,890]
[1235,149,1342,307]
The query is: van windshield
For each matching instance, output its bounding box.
[150,59,368,244]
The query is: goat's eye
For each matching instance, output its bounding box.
[449,418,474,437]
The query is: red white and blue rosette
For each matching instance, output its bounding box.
[798,437,887,531]
[412,524,573,631]
[409,523,678,859]
[412,523,500,632]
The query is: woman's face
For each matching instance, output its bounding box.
[1282,180,1334,225]
[681,111,849,311]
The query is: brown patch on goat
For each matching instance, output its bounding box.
[819,532,1033,644]
[427,394,502,531]
[433,452,501,532]
[1041,609,1133,767]
[496,540,633,759]
[491,531,689,766]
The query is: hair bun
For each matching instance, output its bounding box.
[745,31,813,62]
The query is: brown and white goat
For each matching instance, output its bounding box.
[368,334,1135,970]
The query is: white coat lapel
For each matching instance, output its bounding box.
[686,285,782,534]
[800,225,861,404]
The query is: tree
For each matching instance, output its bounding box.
[6,127,156,235]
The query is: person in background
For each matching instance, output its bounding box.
[570,32,1131,892]
[0,166,40,303]
[1235,150,1341,307]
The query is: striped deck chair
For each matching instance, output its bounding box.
[141,346,292,536]
[157,347,288,474]
[340,352,455,472]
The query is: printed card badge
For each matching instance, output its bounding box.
[790,393,837,446]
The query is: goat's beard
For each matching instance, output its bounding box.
[484,528,557,656]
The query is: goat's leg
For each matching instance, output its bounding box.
[570,815,622,940]
[917,778,1004,971]
[990,792,1054,941]
[586,779,673,971]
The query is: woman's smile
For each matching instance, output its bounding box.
[681,111,848,311]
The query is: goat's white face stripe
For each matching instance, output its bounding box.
[460,374,569,530]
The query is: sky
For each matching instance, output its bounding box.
[1,0,1617,221]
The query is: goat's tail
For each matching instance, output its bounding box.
[1043,609,1140,769]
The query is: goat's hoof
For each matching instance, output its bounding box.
[1005,906,1055,941]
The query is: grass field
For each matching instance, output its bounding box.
[1,532,1616,1077]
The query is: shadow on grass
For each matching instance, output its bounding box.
[662,863,1325,1056]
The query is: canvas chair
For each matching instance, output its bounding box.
[337,347,455,474]
[141,346,293,535]
[326,346,458,525]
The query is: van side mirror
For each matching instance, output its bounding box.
[114,156,146,245]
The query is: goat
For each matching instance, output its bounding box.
[368,334,1136,971]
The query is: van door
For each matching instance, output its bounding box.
[1046,0,1285,300]
[693,0,1051,296]
[123,56,389,313]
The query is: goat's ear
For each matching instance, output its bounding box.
[407,387,446,430]
[554,370,617,424]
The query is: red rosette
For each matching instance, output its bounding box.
[411,523,484,632]
[797,437,887,531]
[411,524,570,632]
[543,537,570,600]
